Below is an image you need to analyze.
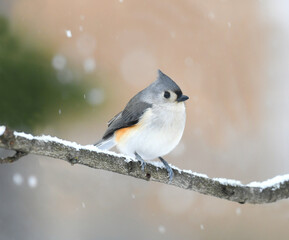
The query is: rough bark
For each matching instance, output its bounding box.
[1,126,289,204]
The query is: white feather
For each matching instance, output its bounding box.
[116,102,186,160]
[95,137,116,150]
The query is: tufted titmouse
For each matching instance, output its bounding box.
[95,70,189,180]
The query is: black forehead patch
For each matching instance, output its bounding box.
[174,90,183,99]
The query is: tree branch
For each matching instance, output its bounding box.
[1,125,289,204]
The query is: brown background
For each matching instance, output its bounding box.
[1,0,289,239]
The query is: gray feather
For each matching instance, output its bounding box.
[102,101,152,140]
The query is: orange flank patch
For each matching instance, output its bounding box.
[115,125,138,143]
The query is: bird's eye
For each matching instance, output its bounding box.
[164,91,170,99]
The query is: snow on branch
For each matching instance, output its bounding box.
[1,125,289,204]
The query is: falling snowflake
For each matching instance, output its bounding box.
[28,175,38,188]
[13,173,23,186]
[66,30,72,38]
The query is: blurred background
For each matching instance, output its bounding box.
[0,0,289,239]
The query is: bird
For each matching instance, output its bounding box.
[95,70,189,181]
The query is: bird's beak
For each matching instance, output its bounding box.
[177,95,189,102]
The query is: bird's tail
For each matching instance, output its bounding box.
[94,137,115,150]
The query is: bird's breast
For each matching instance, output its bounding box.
[115,102,186,160]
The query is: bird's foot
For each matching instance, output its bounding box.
[135,152,146,171]
[159,157,174,182]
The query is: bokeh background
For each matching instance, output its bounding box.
[1,0,289,239]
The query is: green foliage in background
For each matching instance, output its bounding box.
[0,16,92,132]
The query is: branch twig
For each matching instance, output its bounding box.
[1,125,289,204]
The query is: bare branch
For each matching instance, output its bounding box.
[0,150,28,163]
[1,125,289,204]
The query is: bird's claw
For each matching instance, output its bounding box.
[135,152,146,171]
[159,157,174,182]
[140,159,146,171]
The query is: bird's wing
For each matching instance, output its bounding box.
[102,101,152,140]
[107,111,122,127]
